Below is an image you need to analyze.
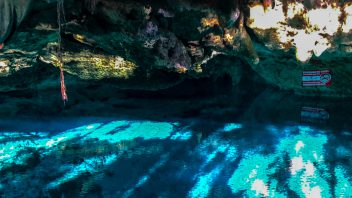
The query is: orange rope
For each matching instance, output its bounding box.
[57,0,68,104]
[60,63,68,103]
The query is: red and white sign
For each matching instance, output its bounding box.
[302,70,332,87]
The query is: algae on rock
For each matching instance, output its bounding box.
[41,46,137,80]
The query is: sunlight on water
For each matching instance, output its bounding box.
[46,154,118,189]
[335,166,352,197]
[122,153,170,198]
[0,119,351,197]
[222,123,242,132]
[189,165,223,198]
[228,152,281,197]
[227,125,348,198]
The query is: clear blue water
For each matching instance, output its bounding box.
[1,92,352,197]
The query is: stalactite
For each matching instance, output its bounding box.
[238,14,259,65]
[57,0,68,104]
[85,0,98,14]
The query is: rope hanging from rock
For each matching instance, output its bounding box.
[57,0,68,104]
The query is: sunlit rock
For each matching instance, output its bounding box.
[40,46,138,80]
[0,59,10,76]
[245,1,352,97]
[248,0,350,62]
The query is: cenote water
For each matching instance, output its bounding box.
[2,0,352,197]
[0,88,351,198]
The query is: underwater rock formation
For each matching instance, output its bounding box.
[1,0,352,97]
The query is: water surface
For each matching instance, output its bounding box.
[1,90,352,198]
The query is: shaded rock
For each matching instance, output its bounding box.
[0,0,33,43]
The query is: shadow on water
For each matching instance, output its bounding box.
[0,82,352,197]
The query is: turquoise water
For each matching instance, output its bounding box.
[1,117,351,197]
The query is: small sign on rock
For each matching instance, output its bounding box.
[302,69,332,87]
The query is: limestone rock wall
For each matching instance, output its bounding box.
[0,0,352,97]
